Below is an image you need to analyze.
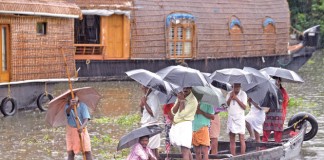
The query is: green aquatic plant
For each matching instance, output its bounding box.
[288,97,304,107]
[307,59,315,65]
[92,117,112,124]
[218,112,228,118]
[92,113,141,126]
[91,134,118,147]
[115,114,141,126]
[95,148,129,159]
[288,97,317,108]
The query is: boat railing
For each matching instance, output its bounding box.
[74,44,105,60]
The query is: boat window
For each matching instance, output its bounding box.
[263,17,276,33]
[166,13,195,59]
[229,16,243,34]
[74,14,130,60]
[36,22,47,35]
[74,15,100,44]
[263,17,276,53]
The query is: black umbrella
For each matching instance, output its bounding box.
[260,67,304,83]
[202,72,232,91]
[126,69,173,94]
[210,68,256,86]
[243,67,281,109]
[117,125,163,151]
[156,65,208,88]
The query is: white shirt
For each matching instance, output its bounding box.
[226,90,247,117]
[140,92,161,125]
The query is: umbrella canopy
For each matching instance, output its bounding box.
[45,87,101,127]
[210,68,256,86]
[243,67,281,109]
[260,67,304,83]
[203,72,232,91]
[126,69,173,94]
[192,85,226,108]
[153,90,177,105]
[117,125,163,151]
[156,65,208,88]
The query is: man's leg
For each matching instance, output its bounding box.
[201,145,209,160]
[151,149,159,159]
[67,151,74,160]
[194,146,202,160]
[229,132,236,156]
[239,134,246,155]
[254,130,261,143]
[245,121,255,139]
[181,146,192,160]
[85,151,93,160]
[210,138,218,154]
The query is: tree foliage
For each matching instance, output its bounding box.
[288,0,324,47]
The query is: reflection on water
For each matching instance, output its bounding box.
[0,51,324,159]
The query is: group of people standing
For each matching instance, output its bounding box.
[61,75,288,160]
[131,86,221,160]
[128,76,289,160]
[226,77,289,156]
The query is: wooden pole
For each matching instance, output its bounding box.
[61,47,87,160]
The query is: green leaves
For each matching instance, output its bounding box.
[288,0,324,47]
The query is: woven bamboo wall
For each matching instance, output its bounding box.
[130,0,290,59]
[0,15,75,81]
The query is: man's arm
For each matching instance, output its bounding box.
[66,99,77,115]
[171,100,181,115]
[249,98,262,110]
[233,94,247,110]
[196,107,215,120]
[226,92,233,106]
[143,101,154,117]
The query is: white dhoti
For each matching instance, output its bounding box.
[227,114,245,134]
[245,107,266,134]
[170,121,192,148]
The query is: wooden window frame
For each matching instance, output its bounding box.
[263,17,276,34]
[229,16,243,34]
[0,24,10,82]
[167,21,195,59]
[36,22,47,35]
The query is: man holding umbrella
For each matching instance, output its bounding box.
[169,87,198,160]
[139,86,162,159]
[226,83,247,156]
[65,95,92,160]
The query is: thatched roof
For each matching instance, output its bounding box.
[0,0,81,18]
[72,0,133,10]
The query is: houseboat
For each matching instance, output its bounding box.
[72,0,320,80]
[0,0,80,116]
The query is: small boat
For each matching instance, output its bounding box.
[159,112,318,160]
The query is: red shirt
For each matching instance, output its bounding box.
[163,103,174,115]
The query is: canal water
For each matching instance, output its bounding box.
[0,51,323,160]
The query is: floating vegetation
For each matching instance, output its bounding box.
[92,113,141,127]
[307,59,315,65]
[218,111,228,118]
[288,97,317,108]
[91,134,118,147]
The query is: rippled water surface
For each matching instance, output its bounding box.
[0,51,323,160]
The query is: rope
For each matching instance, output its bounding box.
[293,115,308,129]
[44,82,48,96]
[7,83,11,98]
